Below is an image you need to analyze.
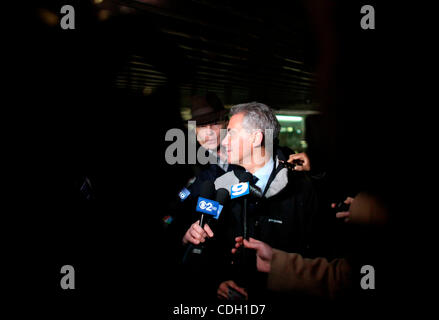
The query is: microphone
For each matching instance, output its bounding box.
[231,168,263,242]
[198,180,216,227]
[232,170,260,288]
[183,184,228,262]
[214,188,229,221]
[177,176,197,202]
[233,169,263,198]
[200,187,229,228]
[215,188,229,205]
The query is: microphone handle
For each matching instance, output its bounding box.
[182,214,207,264]
[243,198,248,240]
[182,243,194,264]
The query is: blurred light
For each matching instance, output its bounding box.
[97,9,111,20]
[297,129,302,134]
[37,8,59,27]
[287,127,293,132]
[180,107,191,121]
[94,0,104,4]
[280,127,287,133]
[138,0,168,6]
[120,6,134,14]
[143,87,154,96]
[276,115,303,122]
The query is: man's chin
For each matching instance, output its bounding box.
[209,144,220,150]
[227,157,239,165]
[201,143,217,151]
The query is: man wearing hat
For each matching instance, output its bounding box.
[189,92,229,175]
[162,92,234,301]
[165,92,231,244]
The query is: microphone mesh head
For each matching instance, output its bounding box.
[199,180,216,199]
[215,188,229,205]
[233,168,253,183]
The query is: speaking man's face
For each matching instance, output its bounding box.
[221,113,253,165]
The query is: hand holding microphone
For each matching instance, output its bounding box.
[182,181,229,246]
[331,196,354,223]
[182,180,215,245]
[279,152,310,171]
[183,220,214,245]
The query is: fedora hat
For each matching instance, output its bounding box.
[189,92,228,125]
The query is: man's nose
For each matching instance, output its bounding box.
[221,134,229,148]
[206,128,214,136]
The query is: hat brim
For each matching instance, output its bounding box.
[189,109,228,126]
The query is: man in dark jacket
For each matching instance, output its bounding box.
[163,93,231,245]
[183,102,328,301]
[161,93,238,302]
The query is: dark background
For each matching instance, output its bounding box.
[3,0,421,318]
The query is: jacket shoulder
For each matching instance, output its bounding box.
[214,171,239,191]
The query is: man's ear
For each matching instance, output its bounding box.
[252,130,264,148]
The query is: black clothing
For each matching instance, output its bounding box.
[210,148,331,298]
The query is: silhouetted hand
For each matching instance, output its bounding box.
[287,152,311,171]
[331,197,354,223]
[232,236,273,273]
[217,280,248,300]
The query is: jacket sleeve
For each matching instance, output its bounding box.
[267,249,352,300]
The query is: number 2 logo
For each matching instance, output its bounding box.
[199,200,213,211]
